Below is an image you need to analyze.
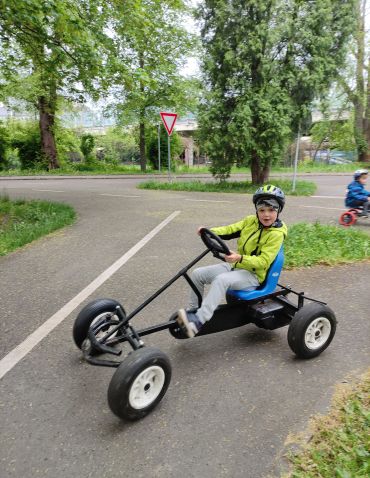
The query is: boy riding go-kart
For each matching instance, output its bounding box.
[73,185,337,421]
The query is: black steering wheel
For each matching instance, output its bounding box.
[200,228,230,260]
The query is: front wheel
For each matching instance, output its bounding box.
[287,303,337,359]
[73,298,125,351]
[107,347,171,421]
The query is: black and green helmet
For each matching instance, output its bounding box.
[252,184,285,212]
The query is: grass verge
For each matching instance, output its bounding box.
[284,370,370,478]
[0,196,76,256]
[138,179,316,196]
[284,222,370,268]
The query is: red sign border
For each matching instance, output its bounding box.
[160,112,178,136]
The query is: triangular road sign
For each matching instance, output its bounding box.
[160,112,178,136]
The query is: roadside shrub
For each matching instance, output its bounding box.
[146,126,183,170]
[80,134,95,162]
[94,127,140,164]
[0,122,10,169]
[11,122,45,170]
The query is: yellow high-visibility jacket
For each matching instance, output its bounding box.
[211,215,288,283]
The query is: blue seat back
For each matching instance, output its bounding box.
[227,246,284,301]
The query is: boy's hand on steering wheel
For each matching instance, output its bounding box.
[224,250,242,263]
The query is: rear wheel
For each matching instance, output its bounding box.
[339,211,357,226]
[287,303,336,359]
[107,347,171,420]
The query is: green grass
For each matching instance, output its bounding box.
[0,160,364,177]
[285,370,370,478]
[0,196,76,256]
[138,179,316,196]
[285,222,370,268]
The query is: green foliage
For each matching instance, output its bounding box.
[138,179,316,196]
[287,371,370,478]
[0,196,76,256]
[10,121,45,170]
[146,126,183,170]
[0,0,115,167]
[0,122,10,169]
[55,126,82,164]
[94,127,140,164]
[311,119,356,152]
[199,0,356,182]
[285,222,370,268]
[80,134,95,162]
[108,0,198,170]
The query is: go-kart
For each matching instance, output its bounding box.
[73,229,337,421]
[339,206,368,226]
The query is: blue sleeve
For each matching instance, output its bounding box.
[349,183,369,201]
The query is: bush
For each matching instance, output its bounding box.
[10,121,45,170]
[94,127,140,164]
[146,125,183,170]
[0,122,10,169]
[80,134,95,162]
[55,126,82,165]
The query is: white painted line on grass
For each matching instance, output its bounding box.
[299,205,344,211]
[32,189,65,193]
[100,193,141,198]
[0,210,181,380]
[185,199,233,203]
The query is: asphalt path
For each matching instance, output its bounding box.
[0,174,369,478]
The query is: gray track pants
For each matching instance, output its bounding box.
[189,263,260,324]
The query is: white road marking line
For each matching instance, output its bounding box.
[299,205,344,211]
[185,199,233,203]
[0,210,181,380]
[311,195,343,199]
[32,189,65,193]
[100,193,141,198]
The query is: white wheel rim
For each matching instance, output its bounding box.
[304,317,331,350]
[92,312,118,340]
[129,366,165,409]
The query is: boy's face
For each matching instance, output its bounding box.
[359,174,368,185]
[257,206,278,227]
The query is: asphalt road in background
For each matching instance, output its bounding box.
[0,174,369,478]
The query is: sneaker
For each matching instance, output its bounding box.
[177,309,203,338]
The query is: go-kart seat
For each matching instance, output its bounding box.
[226,247,284,301]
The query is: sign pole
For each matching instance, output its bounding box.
[292,121,301,192]
[168,135,171,182]
[158,123,161,173]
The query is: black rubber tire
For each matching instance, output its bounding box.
[107,347,171,421]
[339,211,357,226]
[287,302,337,359]
[73,298,124,349]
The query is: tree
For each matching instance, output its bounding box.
[339,0,370,161]
[0,0,113,169]
[107,0,197,172]
[199,0,356,184]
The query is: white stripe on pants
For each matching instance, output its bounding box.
[189,262,260,323]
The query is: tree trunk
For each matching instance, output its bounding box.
[38,75,59,170]
[361,55,370,162]
[139,120,146,172]
[251,150,269,184]
[354,0,366,161]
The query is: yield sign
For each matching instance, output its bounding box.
[160,112,178,136]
